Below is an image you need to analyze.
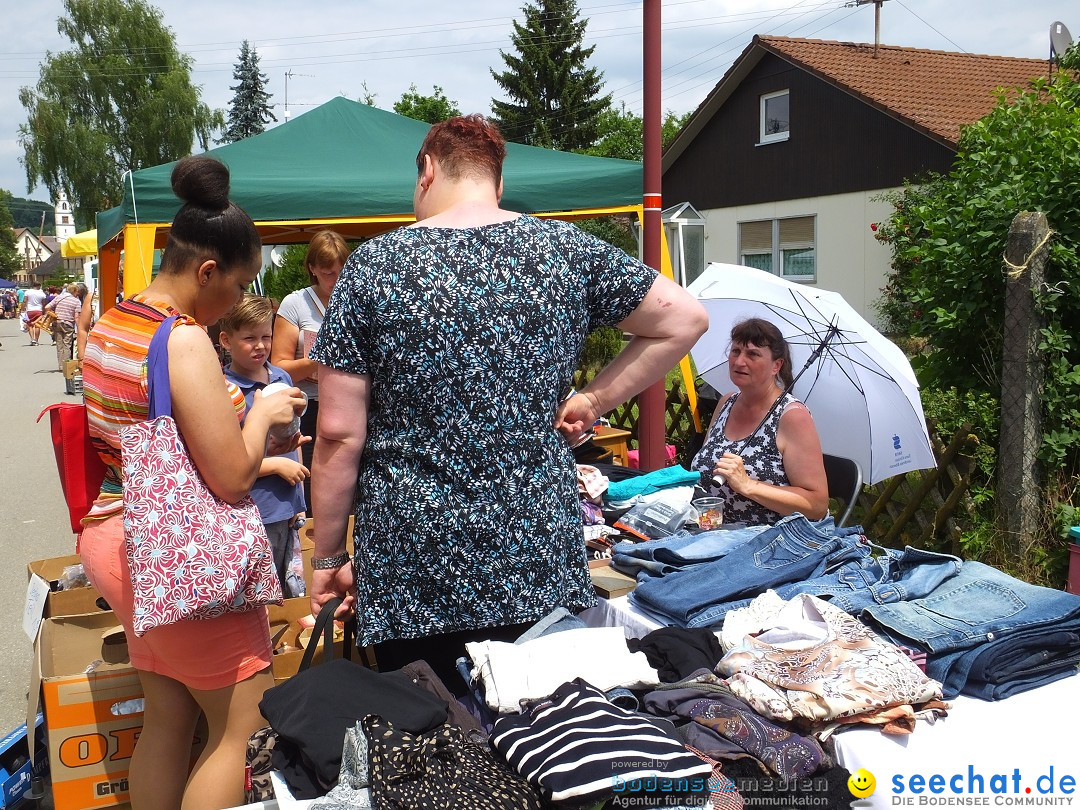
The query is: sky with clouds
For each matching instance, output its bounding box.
[0,0,1071,210]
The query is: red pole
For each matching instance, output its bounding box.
[638,0,666,471]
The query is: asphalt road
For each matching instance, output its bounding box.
[0,317,83,735]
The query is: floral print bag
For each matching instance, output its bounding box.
[122,315,282,637]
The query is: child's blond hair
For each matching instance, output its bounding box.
[219,293,275,335]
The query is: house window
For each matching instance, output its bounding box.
[759,90,789,144]
[738,216,816,281]
[62,216,70,224]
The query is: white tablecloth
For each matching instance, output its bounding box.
[581,594,1080,808]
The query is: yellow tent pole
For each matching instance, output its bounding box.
[122,224,158,297]
[656,218,702,432]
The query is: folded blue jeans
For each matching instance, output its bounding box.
[697,545,963,621]
[863,560,1080,653]
[611,525,768,579]
[862,560,1080,699]
[630,515,859,627]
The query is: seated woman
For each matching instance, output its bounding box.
[691,317,828,525]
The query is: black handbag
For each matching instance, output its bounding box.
[260,599,449,798]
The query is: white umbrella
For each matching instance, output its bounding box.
[687,263,936,485]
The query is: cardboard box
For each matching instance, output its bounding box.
[0,713,47,809]
[268,597,348,684]
[29,612,142,810]
[27,556,103,620]
[62,359,80,380]
[588,558,638,599]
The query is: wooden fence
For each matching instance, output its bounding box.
[577,372,979,551]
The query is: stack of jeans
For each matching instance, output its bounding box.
[626,514,963,632]
[862,561,1080,700]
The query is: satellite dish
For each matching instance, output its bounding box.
[1050,21,1073,61]
[270,245,287,268]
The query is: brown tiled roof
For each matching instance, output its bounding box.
[759,36,1048,146]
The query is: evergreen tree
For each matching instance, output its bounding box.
[490,0,611,150]
[221,40,276,144]
[0,192,20,280]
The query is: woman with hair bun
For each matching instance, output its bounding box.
[691,317,829,526]
[79,155,306,809]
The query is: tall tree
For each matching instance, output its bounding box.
[393,84,461,124]
[491,0,611,150]
[221,40,276,144]
[0,192,20,280]
[18,0,222,226]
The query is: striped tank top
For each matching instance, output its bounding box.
[82,295,244,522]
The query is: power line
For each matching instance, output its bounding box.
[893,0,967,53]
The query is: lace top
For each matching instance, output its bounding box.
[691,391,804,525]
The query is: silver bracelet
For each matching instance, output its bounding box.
[311,552,350,570]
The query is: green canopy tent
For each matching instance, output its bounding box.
[91,98,699,464]
[95,97,645,303]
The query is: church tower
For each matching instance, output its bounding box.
[54,192,76,242]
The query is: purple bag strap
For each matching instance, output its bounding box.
[146,315,179,420]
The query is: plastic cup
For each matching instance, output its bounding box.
[262,382,307,442]
[692,497,724,530]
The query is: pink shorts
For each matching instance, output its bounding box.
[80,514,272,690]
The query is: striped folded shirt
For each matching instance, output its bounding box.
[491,679,712,806]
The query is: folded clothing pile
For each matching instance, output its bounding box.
[466,626,661,713]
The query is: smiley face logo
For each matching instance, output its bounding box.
[848,768,877,798]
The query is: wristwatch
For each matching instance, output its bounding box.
[311,552,351,570]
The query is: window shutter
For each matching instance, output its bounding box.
[779,216,814,246]
[739,221,772,251]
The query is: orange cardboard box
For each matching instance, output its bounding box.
[28,613,202,810]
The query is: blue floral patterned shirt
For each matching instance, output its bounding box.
[311,215,657,645]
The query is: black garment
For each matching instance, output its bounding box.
[627,627,725,682]
[721,759,855,810]
[398,659,487,740]
[261,659,448,798]
[365,716,543,810]
[593,462,645,483]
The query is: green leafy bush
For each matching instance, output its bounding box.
[875,47,1080,479]
[875,45,1080,583]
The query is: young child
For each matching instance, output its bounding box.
[220,294,308,598]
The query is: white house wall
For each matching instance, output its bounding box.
[699,188,900,330]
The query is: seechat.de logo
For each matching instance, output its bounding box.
[892,434,902,450]
[849,768,877,799]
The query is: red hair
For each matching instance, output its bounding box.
[416,114,506,186]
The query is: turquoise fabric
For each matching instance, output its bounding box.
[606,465,701,502]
